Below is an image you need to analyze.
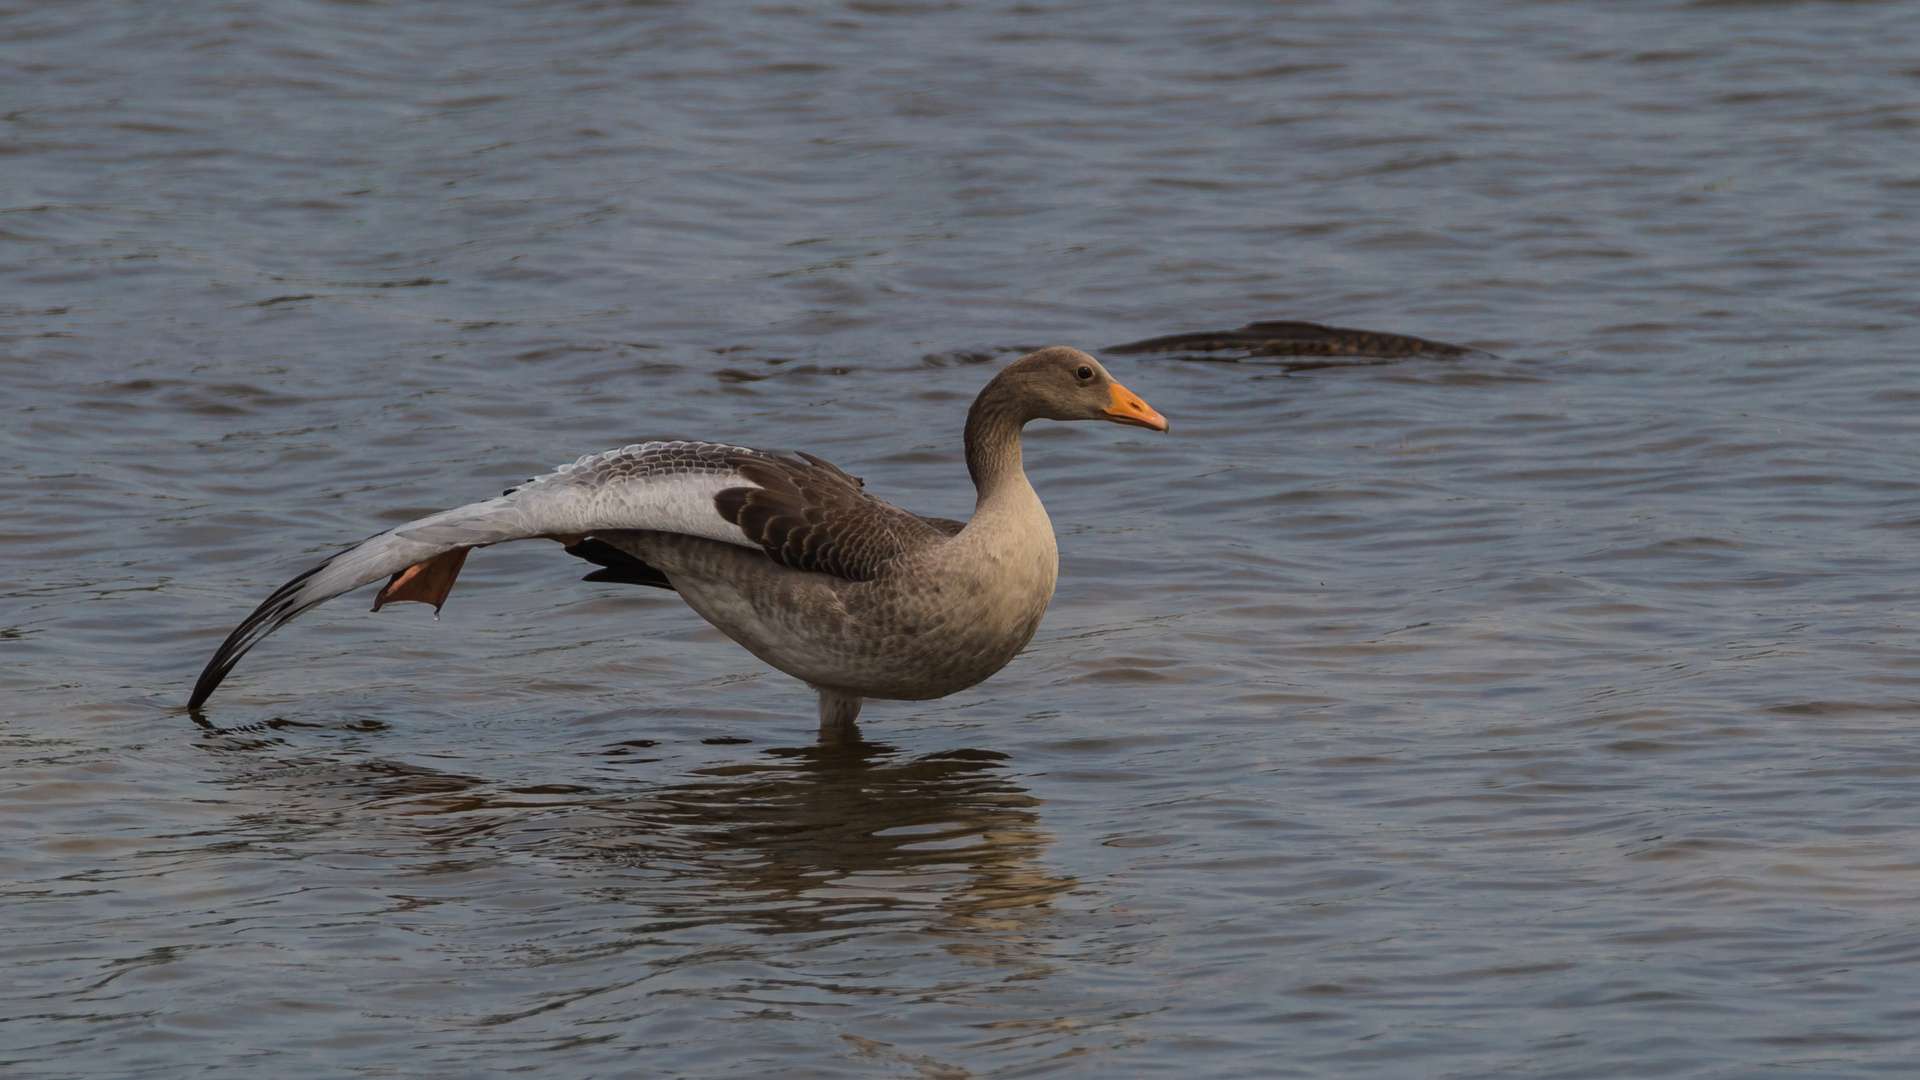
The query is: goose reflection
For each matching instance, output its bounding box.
[571,741,1072,934]
[195,721,1073,939]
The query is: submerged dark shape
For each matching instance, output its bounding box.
[1105,319,1494,369]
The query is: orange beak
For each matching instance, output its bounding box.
[1101,381,1170,432]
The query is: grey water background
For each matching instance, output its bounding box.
[6,0,1920,1076]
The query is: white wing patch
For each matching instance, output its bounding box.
[397,441,759,550]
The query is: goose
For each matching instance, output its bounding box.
[188,347,1169,741]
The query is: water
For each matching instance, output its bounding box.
[7,0,1920,1075]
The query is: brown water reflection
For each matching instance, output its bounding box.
[193,718,1072,940]
[575,744,1070,930]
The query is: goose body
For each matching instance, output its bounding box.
[189,347,1167,739]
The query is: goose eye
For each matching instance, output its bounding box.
[1076,365,1094,381]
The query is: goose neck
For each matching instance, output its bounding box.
[963,393,1030,507]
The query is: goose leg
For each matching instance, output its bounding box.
[816,689,864,744]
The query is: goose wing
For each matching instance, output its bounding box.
[713,450,953,583]
[191,440,772,708]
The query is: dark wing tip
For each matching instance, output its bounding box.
[186,559,332,710]
[187,648,239,710]
[188,609,268,709]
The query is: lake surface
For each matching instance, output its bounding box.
[7,1,1920,1076]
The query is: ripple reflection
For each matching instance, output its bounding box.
[197,723,1073,945]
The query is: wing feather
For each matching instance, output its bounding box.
[712,449,951,582]
[189,440,762,708]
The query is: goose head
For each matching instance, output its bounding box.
[989,346,1169,432]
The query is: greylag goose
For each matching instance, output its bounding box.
[188,347,1168,740]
